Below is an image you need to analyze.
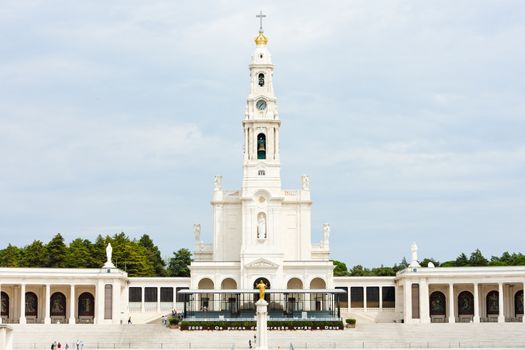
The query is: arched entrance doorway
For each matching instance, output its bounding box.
[286,278,303,314]
[198,278,214,311]
[309,278,326,311]
[220,278,238,316]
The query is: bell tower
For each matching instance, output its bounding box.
[242,12,281,197]
[194,14,332,292]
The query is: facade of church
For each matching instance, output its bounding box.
[0,27,524,327]
[189,28,333,295]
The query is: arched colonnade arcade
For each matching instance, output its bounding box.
[182,276,340,320]
[403,280,525,324]
[0,268,128,325]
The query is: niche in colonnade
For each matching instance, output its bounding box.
[50,292,66,317]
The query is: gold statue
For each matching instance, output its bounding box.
[256,280,267,301]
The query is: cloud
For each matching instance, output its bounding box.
[0,0,524,266]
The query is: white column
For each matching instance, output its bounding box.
[448,283,455,323]
[113,283,120,324]
[420,280,430,324]
[266,127,273,160]
[251,128,255,160]
[473,283,480,323]
[95,281,105,324]
[0,283,2,323]
[44,284,51,324]
[403,280,412,324]
[123,285,129,323]
[172,287,176,312]
[141,287,145,312]
[156,287,161,313]
[255,300,268,350]
[379,286,383,310]
[347,288,351,312]
[272,128,276,159]
[275,129,280,160]
[304,293,310,311]
[363,287,367,312]
[19,284,26,324]
[94,283,100,324]
[498,282,505,323]
[69,285,75,324]
[244,128,248,160]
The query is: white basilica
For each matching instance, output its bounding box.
[0,22,524,327]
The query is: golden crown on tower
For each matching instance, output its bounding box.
[255,32,268,45]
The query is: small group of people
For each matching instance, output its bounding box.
[50,340,83,350]
[50,341,62,350]
[161,309,180,326]
[248,334,256,349]
[161,314,169,326]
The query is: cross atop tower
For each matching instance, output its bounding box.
[256,11,266,33]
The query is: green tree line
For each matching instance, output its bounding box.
[0,232,192,278]
[333,249,525,277]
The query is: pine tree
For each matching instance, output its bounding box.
[468,249,488,266]
[138,234,166,276]
[66,238,94,268]
[0,244,21,267]
[91,234,108,267]
[167,248,192,277]
[21,240,48,267]
[455,253,469,266]
[46,233,68,267]
[332,260,348,276]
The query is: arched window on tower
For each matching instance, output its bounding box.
[258,73,265,87]
[257,133,266,160]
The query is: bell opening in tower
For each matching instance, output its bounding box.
[257,133,266,159]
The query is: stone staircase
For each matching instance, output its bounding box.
[9,322,525,349]
[341,308,399,324]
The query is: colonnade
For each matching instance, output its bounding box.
[403,280,525,324]
[0,282,124,324]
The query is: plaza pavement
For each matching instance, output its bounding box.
[9,322,525,349]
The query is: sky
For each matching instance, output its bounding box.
[0,1,524,267]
